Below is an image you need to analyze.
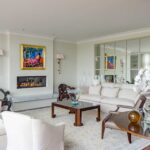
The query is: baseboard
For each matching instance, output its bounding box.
[15,106,50,112]
[12,98,57,111]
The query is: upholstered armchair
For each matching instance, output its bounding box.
[0,89,12,111]
[57,84,76,101]
[101,95,146,143]
[2,111,65,150]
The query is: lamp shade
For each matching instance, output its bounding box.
[0,49,4,56]
[56,53,64,59]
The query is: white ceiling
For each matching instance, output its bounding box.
[0,0,150,42]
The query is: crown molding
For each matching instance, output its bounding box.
[54,38,76,44]
[77,27,150,44]
[10,32,54,40]
[0,31,54,40]
[0,31,76,43]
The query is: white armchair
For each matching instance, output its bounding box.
[2,111,65,150]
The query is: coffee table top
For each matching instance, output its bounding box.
[53,100,100,109]
[111,111,150,140]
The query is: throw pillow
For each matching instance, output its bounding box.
[89,85,101,96]
[101,87,119,98]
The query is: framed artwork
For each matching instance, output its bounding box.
[20,44,46,70]
[105,55,116,69]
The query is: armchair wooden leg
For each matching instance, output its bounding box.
[101,120,105,139]
[127,132,132,144]
[101,113,113,139]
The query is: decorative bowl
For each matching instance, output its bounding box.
[128,123,140,133]
[71,100,79,106]
[128,110,141,124]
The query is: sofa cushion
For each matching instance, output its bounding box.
[79,94,101,102]
[102,83,121,88]
[89,85,101,96]
[100,98,135,107]
[121,84,134,90]
[101,87,119,98]
[118,89,138,101]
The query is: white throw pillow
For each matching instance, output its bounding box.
[101,87,119,98]
[89,85,101,96]
[118,89,138,100]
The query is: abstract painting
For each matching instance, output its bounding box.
[105,55,116,69]
[20,44,46,70]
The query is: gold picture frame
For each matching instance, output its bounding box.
[20,44,46,70]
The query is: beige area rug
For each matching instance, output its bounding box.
[22,107,150,150]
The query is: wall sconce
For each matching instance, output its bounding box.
[56,53,64,74]
[0,49,4,56]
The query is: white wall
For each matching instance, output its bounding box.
[8,34,54,97]
[0,33,78,101]
[77,43,94,87]
[0,33,54,98]
[53,40,77,92]
[0,33,9,89]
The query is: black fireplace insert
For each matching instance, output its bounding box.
[17,76,46,89]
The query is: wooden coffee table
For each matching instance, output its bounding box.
[111,111,150,143]
[51,100,100,126]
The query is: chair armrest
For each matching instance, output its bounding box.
[109,111,120,115]
[108,107,120,114]
[67,86,75,90]
[117,105,133,109]
[141,92,150,97]
[109,111,119,114]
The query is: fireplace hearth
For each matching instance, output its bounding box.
[17,76,46,89]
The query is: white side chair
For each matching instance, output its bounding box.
[2,111,65,150]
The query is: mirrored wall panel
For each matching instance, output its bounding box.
[94,36,150,83]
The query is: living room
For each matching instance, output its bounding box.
[0,0,150,150]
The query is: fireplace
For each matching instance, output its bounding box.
[17,76,46,89]
[104,75,116,83]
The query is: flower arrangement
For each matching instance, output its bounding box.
[134,68,150,93]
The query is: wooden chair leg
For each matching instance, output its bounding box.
[127,132,132,144]
[101,120,105,139]
[101,113,113,139]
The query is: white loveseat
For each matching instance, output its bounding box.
[79,83,141,113]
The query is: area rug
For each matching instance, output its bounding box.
[22,107,150,150]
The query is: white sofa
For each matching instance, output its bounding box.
[79,83,141,113]
[0,111,65,150]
